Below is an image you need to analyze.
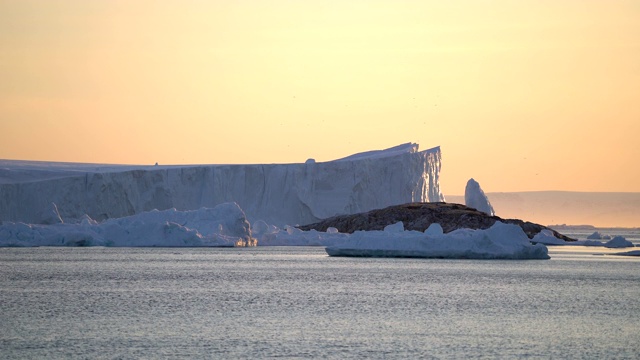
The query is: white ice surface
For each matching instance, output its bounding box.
[319,222,549,259]
[335,143,419,161]
[0,143,444,226]
[0,202,254,247]
[464,178,495,216]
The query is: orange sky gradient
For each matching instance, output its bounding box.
[1,0,639,195]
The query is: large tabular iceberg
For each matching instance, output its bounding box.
[0,143,443,226]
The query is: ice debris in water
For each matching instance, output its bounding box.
[604,236,634,248]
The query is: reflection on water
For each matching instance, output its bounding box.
[1,246,639,359]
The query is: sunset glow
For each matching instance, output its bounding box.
[1,0,638,194]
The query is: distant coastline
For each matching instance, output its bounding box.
[446,191,640,228]
[549,224,640,231]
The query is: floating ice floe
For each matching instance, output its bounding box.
[255,221,350,246]
[324,221,549,260]
[0,202,254,247]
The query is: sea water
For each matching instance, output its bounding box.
[1,246,639,359]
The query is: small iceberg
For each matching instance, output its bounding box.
[604,236,634,249]
[325,222,549,260]
[612,250,640,257]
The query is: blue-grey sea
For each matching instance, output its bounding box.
[1,229,639,359]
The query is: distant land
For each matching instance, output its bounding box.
[445,192,640,228]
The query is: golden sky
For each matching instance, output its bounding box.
[1,0,638,194]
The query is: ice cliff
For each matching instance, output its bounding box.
[0,143,444,226]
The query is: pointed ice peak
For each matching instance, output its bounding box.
[465,178,495,216]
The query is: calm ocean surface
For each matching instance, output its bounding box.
[1,244,639,359]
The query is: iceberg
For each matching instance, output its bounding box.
[587,231,611,240]
[604,236,634,249]
[323,222,549,259]
[0,143,443,227]
[465,178,495,216]
[0,202,254,247]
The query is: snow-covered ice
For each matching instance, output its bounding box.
[465,178,495,216]
[0,202,254,247]
[0,143,443,226]
[323,222,549,259]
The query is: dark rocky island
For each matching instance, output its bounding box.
[298,202,576,242]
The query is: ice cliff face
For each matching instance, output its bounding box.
[0,143,444,226]
[324,221,550,260]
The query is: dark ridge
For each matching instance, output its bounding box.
[297,202,576,242]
